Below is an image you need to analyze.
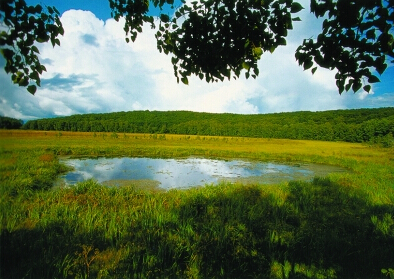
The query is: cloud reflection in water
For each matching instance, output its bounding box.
[59,157,345,189]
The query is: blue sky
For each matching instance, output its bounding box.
[1,0,393,120]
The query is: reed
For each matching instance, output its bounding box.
[0,130,393,278]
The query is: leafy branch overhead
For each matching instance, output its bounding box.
[0,0,64,94]
[1,0,393,94]
[111,0,304,84]
[155,0,304,84]
[296,0,394,94]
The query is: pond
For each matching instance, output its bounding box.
[57,157,348,190]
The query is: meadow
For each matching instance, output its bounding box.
[1,130,394,278]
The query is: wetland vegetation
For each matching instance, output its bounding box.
[1,130,394,278]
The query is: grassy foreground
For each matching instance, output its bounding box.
[1,130,394,278]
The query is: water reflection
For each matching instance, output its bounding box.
[59,157,347,189]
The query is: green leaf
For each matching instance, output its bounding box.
[253,47,263,58]
[376,61,387,75]
[345,82,352,92]
[291,2,304,13]
[53,7,60,15]
[363,85,371,92]
[311,67,317,74]
[1,48,14,60]
[31,46,40,54]
[352,81,362,92]
[277,37,286,46]
[303,59,313,70]
[368,75,380,83]
[181,77,189,85]
[27,85,37,94]
[242,62,250,70]
[366,29,375,40]
[35,5,43,13]
[41,13,48,21]
[244,39,250,49]
[292,17,302,21]
[59,25,65,36]
[29,71,39,81]
[19,77,29,87]
[160,14,170,23]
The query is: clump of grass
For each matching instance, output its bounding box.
[0,149,70,198]
[2,177,393,278]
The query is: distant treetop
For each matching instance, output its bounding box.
[0,116,23,129]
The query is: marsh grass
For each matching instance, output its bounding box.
[1,130,394,278]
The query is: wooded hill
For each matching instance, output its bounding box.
[0,116,23,129]
[22,108,394,143]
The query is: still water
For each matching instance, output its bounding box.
[58,157,348,190]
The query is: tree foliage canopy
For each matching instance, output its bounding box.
[0,0,64,94]
[1,0,393,93]
[0,115,23,129]
[296,0,394,94]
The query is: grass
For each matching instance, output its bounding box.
[1,130,394,278]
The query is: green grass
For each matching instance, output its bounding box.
[1,130,394,278]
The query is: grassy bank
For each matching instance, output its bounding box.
[1,130,394,278]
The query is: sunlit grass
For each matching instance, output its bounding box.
[1,130,390,163]
[0,130,393,278]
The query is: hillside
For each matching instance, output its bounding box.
[22,108,394,143]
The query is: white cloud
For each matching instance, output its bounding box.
[0,0,392,120]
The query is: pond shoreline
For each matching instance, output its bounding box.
[56,156,349,190]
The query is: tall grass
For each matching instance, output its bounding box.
[1,131,393,278]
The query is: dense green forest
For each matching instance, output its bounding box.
[22,108,394,143]
[0,116,23,129]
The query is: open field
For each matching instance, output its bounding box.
[1,130,391,162]
[1,130,394,278]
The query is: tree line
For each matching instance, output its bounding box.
[0,116,23,129]
[21,108,394,144]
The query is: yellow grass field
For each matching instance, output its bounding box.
[1,130,392,164]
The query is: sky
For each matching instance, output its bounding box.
[0,0,393,120]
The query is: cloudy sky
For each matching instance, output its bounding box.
[1,0,393,120]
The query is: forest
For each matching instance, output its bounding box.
[0,116,23,129]
[21,108,394,144]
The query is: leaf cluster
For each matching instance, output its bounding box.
[0,0,64,94]
[295,0,394,94]
[155,0,303,84]
[109,0,155,43]
[108,0,178,43]
[1,0,393,94]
